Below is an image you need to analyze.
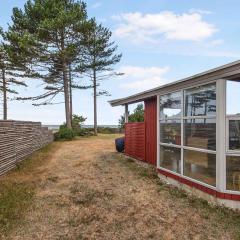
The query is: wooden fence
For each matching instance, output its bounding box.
[125,122,146,161]
[0,120,54,176]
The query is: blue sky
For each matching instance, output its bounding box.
[1,0,240,124]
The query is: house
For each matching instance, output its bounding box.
[110,60,240,209]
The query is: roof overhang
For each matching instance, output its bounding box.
[109,60,240,107]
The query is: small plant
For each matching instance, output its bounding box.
[54,127,75,140]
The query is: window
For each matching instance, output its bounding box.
[184,150,216,186]
[159,83,217,187]
[184,118,216,151]
[226,80,240,192]
[160,119,181,145]
[160,92,181,119]
[227,81,240,116]
[229,120,240,150]
[185,84,216,117]
[160,145,181,173]
[159,92,182,172]
[226,156,240,191]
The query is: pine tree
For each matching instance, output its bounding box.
[0,28,27,120]
[7,0,89,128]
[77,19,122,135]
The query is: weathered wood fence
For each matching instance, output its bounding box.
[0,120,54,176]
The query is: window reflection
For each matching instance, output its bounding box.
[160,120,181,145]
[160,145,181,173]
[229,120,240,150]
[184,118,216,151]
[226,156,240,191]
[160,92,181,119]
[185,84,216,117]
[184,150,216,186]
[227,81,240,116]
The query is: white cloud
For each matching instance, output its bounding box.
[113,11,217,43]
[119,66,171,91]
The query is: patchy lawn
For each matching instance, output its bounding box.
[1,134,240,239]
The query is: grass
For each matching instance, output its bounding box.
[119,155,240,239]
[0,143,57,235]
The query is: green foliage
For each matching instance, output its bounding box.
[55,114,87,139]
[54,127,75,140]
[118,103,145,129]
[72,114,87,134]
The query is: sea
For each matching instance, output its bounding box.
[44,124,118,130]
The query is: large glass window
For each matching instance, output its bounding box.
[159,83,217,187]
[226,80,240,192]
[160,145,181,173]
[160,92,181,119]
[160,119,181,145]
[184,118,216,151]
[226,156,240,191]
[184,150,216,186]
[185,84,216,117]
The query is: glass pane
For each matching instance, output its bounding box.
[229,120,240,150]
[227,80,240,116]
[160,92,181,119]
[184,149,216,186]
[184,118,216,150]
[185,84,216,117]
[160,145,181,173]
[226,155,240,191]
[160,119,181,145]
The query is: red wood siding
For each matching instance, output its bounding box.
[125,122,146,161]
[144,97,157,166]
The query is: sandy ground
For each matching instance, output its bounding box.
[4,135,239,240]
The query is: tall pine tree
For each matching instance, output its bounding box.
[78,19,122,135]
[7,0,89,128]
[0,28,28,120]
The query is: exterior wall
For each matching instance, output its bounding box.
[0,120,53,176]
[124,97,157,165]
[158,169,240,209]
[125,122,145,161]
[144,97,157,166]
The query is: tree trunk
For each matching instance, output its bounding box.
[93,68,97,135]
[69,64,73,122]
[2,68,7,120]
[60,32,71,129]
[63,65,71,129]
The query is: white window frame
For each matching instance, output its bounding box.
[225,80,240,194]
[158,81,218,190]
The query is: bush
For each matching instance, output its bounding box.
[54,127,75,140]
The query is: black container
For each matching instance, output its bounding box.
[115,137,125,152]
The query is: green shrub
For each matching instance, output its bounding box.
[54,127,75,140]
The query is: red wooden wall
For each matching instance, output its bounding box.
[124,97,157,166]
[125,122,146,161]
[144,97,157,166]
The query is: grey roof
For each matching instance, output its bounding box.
[109,60,240,107]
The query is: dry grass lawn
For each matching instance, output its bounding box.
[1,134,240,240]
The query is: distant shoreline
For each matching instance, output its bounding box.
[44,124,119,130]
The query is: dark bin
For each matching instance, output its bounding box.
[115,137,125,152]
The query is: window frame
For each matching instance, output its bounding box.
[158,81,217,189]
[225,80,240,193]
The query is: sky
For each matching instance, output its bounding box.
[1,0,240,125]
